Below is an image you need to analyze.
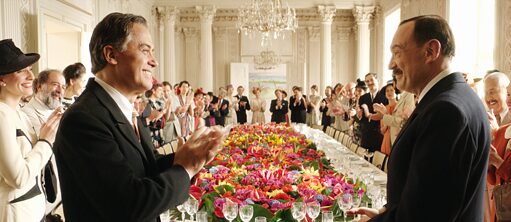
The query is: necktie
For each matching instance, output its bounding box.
[132,110,140,141]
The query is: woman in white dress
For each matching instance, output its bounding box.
[0,39,62,222]
[224,84,238,125]
[306,85,321,126]
[172,81,194,138]
[251,87,266,124]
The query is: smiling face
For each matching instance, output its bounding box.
[38,71,65,109]
[388,21,429,95]
[112,23,157,96]
[0,66,35,98]
[485,78,508,114]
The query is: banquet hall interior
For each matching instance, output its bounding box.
[0,0,509,221]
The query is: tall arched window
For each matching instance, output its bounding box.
[449,0,495,78]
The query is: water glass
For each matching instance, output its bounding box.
[306,202,320,222]
[196,211,208,222]
[239,205,254,222]
[255,216,267,222]
[222,202,238,222]
[321,211,333,222]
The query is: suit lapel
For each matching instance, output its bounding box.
[87,79,148,160]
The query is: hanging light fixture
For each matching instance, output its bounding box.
[237,0,298,47]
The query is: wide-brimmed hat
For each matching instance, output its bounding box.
[0,39,40,76]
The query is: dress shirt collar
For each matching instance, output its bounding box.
[94,77,134,125]
[418,68,452,103]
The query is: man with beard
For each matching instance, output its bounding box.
[21,69,65,219]
[23,69,65,132]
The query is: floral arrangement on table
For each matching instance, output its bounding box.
[173,123,366,221]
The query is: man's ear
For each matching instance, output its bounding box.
[424,39,441,63]
[103,45,118,65]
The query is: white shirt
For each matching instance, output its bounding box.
[94,78,134,125]
[418,69,452,103]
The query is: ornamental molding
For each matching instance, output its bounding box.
[195,5,216,22]
[317,5,336,23]
[352,5,375,24]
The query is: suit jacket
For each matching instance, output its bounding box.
[234,95,250,124]
[371,73,490,222]
[270,99,288,123]
[215,99,229,126]
[289,95,306,124]
[358,89,387,151]
[54,80,190,222]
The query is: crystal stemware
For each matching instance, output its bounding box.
[176,203,187,222]
[291,202,306,222]
[306,201,320,222]
[222,201,238,222]
[337,193,353,222]
[239,204,254,222]
[185,198,199,222]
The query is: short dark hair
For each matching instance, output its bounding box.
[400,15,455,58]
[365,73,378,79]
[63,62,86,85]
[162,81,172,88]
[89,12,147,74]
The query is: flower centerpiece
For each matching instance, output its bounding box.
[173,123,366,221]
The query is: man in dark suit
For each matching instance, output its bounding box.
[289,86,306,123]
[215,89,229,126]
[357,73,388,152]
[53,13,225,222]
[234,86,250,124]
[350,15,490,222]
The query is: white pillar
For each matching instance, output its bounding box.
[153,6,165,81]
[196,5,216,92]
[318,5,336,93]
[353,5,375,80]
[162,6,178,84]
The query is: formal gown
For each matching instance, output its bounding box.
[251,97,266,124]
[306,95,321,126]
[379,103,396,155]
[224,96,238,125]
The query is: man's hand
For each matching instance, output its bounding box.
[172,127,226,177]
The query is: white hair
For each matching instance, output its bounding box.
[484,72,510,90]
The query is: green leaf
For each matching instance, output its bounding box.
[214,185,235,196]
[252,204,273,219]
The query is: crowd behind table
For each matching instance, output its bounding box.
[0,12,506,222]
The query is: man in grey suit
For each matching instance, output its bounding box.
[54,12,225,222]
[350,15,490,222]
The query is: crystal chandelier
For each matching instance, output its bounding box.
[254,49,281,70]
[237,0,298,47]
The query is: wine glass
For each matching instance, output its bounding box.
[239,205,254,222]
[337,193,353,222]
[160,209,170,222]
[255,216,267,222]
[306,201,320,222]
[321,210,333,222]
[222,202,238,222]
[291,202,306,222]
[196,211,208,222]
[186,198,199,222]
[176,203,187,222]
[352,192,363,220]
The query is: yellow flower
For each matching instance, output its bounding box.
[267,189,285,198]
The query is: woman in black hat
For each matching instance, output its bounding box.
[0,39,62,222]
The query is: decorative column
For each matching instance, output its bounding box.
[353,5,375,79]
[317,5,336,93]
[336,27,353,84]
[153,6,165,81]
[162,6,179,83]
[196,5,216,92]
